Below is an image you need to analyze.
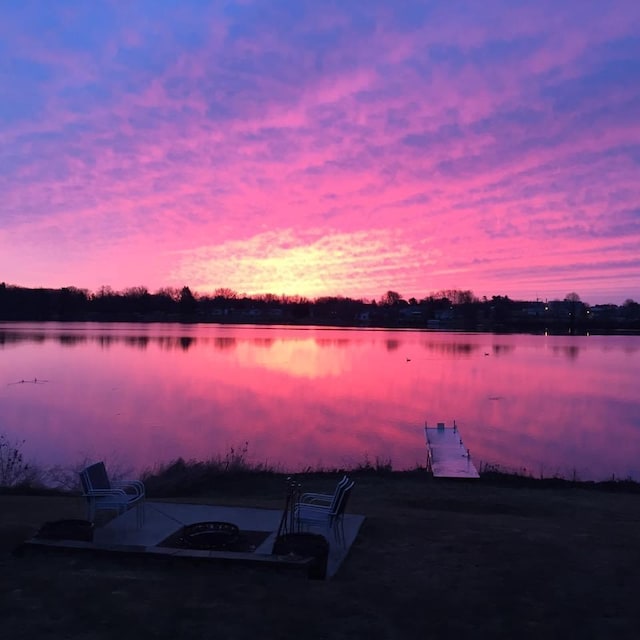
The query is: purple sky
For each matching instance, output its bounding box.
[1,1,639,304]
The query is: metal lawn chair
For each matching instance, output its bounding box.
[298,475,350,509]
[295,479,354,545]
[79,462,145,528]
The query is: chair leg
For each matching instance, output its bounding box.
[136,501,145,528]
[331,516,346,547]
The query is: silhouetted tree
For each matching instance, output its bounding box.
[380,290,402,306]
[179,286,197,316]
[564,292,583,334]
[156,287,181,301]
[622,299,639,325]
[56,286,89,319]
[213,288,237,300]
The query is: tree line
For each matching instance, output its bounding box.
[0,282,638,334]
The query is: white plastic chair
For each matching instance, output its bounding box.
[295,479,354,545]
[79,462,145,527]
[298,475,350,509]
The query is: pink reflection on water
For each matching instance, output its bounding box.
[1,323,639,481]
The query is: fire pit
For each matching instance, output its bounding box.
[179,522,240,550]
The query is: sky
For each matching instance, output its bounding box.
[1,1,639,305]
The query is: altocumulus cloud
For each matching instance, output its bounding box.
[0,0,639,303]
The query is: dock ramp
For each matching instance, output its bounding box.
[425,421,479,479]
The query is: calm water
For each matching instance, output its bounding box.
[1,322,639,481]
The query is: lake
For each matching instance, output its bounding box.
[1,322,639,481]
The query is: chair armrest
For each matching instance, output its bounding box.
[299,492,333,504]
[83,488,129,497]
[113,480,145,497]
[295,502,332,514]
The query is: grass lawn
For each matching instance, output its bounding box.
[2,473,640,639]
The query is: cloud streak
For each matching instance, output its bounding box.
[1,0,639,303]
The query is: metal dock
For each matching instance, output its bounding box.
[425,421,479,479]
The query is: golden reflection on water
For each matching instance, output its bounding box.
[1,323,639,480]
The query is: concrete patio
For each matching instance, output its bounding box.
[26,500,365,580]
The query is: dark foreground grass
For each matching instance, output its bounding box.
[2,473,640,639]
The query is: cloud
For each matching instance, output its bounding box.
[1,0,639,302]
[171,227,436,298]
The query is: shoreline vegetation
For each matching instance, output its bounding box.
[3,463,640,498]
[2,282,640,334]
[2,437,639,495]
[2,462,640,637]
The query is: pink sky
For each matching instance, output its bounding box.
[1,1,639,304]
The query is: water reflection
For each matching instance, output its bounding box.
[386,339,400,351]
[551,344,580,360]
[420,341,480,356]
[214,337,237,351]
[491,344,515,356]
[1,322,639,481]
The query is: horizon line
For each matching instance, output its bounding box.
[2,280,637,307]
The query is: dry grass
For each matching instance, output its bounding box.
[2,473,640,639]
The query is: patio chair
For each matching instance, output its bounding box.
[298,475,350,509]
[295,479,355,545]
[79,462,145,528]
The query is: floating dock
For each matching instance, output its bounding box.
[425,421,479,479]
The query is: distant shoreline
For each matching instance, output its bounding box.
[2,316,639,337]
[2,283,639,335]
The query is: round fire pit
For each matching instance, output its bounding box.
[180,522,240,550]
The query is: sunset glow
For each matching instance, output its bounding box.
[1,2,639,303]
